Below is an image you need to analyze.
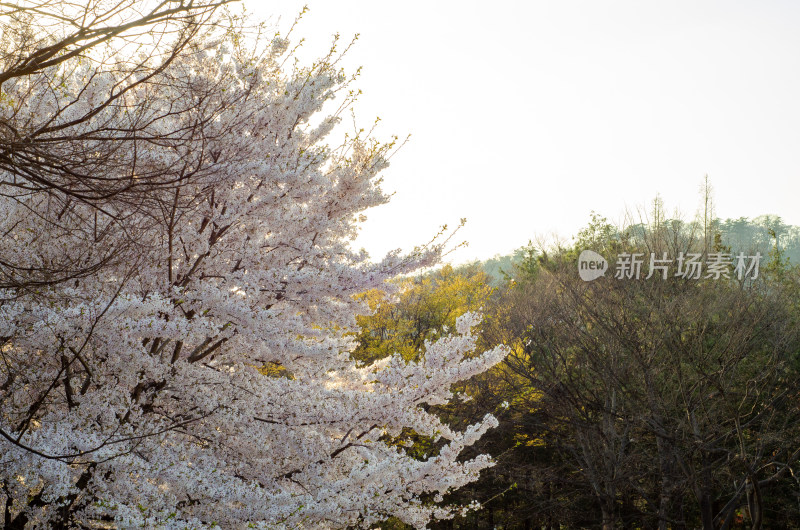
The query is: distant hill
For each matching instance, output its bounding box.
[718,214,800,263]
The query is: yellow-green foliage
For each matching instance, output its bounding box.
[352,264,494,365]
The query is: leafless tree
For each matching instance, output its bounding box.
[497,224,800,529]
[0,0,238,291]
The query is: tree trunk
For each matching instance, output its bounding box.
[601,501,616,530]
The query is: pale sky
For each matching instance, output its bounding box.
[248,0,800,264]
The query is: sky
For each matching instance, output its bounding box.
[247,0,800,264]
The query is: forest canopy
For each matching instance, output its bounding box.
[357,208,800,529]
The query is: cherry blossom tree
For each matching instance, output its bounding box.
[0,3,507,528]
